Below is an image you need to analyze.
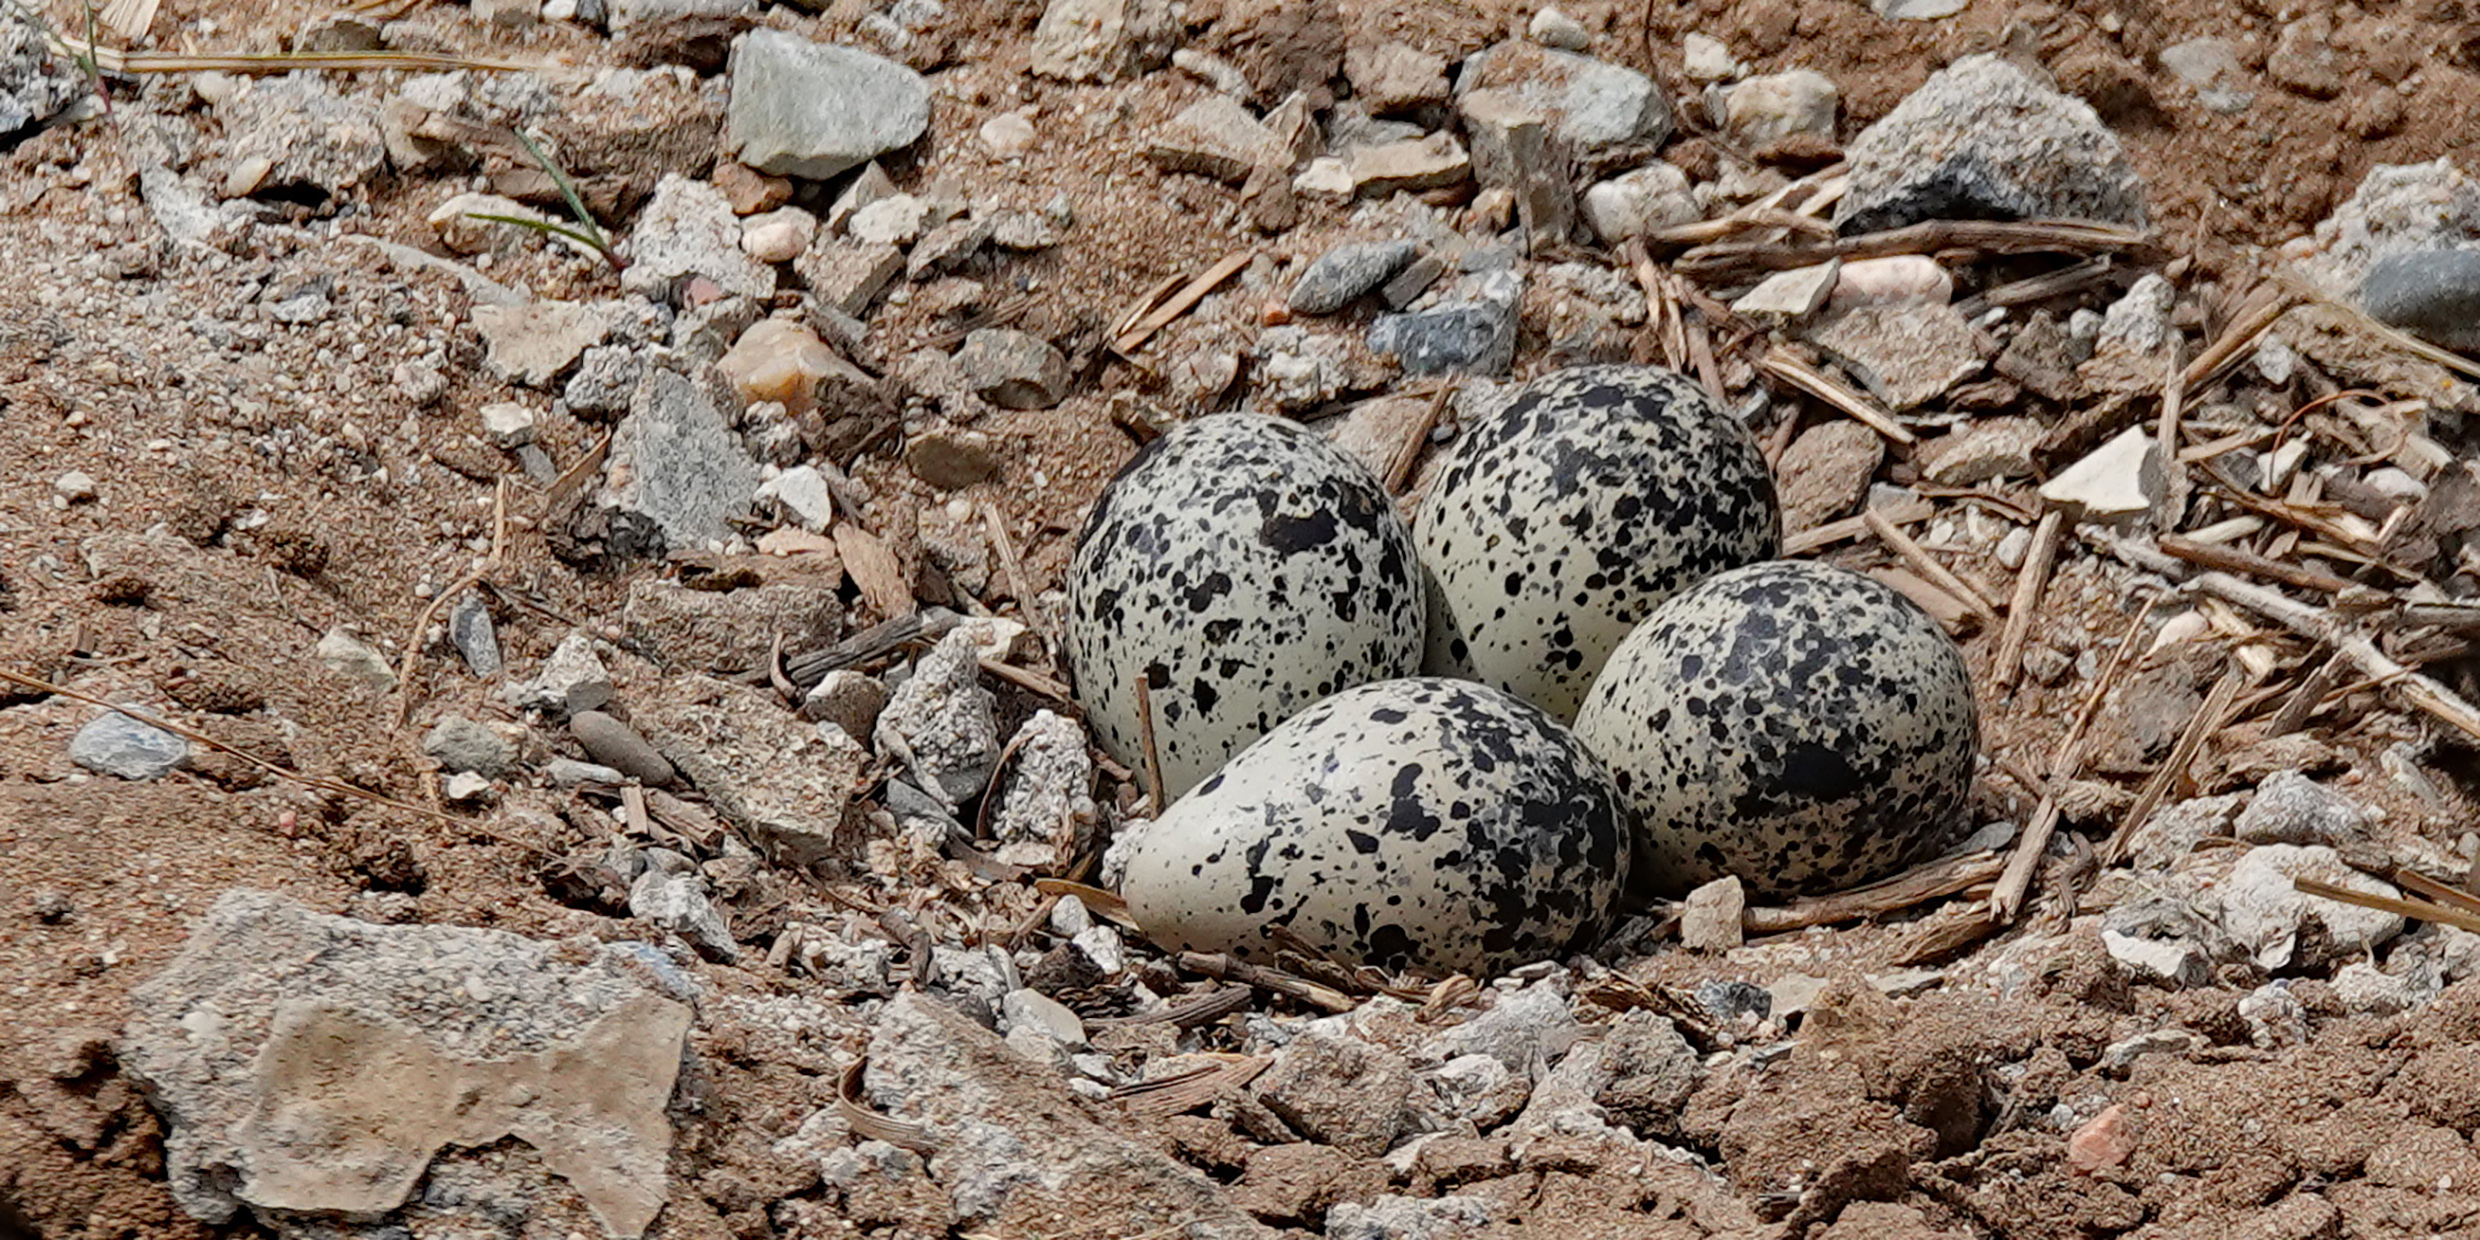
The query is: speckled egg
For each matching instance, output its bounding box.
[1065,414,1426,799]
[1119,677,1632,977]
[1417,365,1780,721]
[1573,560,1979,900]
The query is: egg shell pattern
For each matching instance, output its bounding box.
[1573,560,1979,900]
[1065,414,1426,799]
[1416,364,1781,722]
[1120,677,1633,977]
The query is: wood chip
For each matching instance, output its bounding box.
[1109,1055,1268,1119]
[834,522,913,620]
[1759,346,1917,445]
[1992,511,2063,693]
[1864,506,1999,625]
[837,1058,938,1154]
[1112,250,1253,355]
[1742,847,2007,935]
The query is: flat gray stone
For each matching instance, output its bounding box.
[1838,53,2147,234]
[600,368,759,554]
[2218,844,2403,970]
[448,591,503,677]
[422,716,514,778]
[1456,41,1670,154]
[1146,94,1285,184]
[121,890,690,1238]
[954,328,1070,409]
[215,77,387,199]
[1367,270,1521,376]
[1287,240,1419,315]
[646,680,868,871]
[724,29,929,180]
[70,708,189,780]
[1028,0,1175,82]
[2037,425,2161,526]
[1810,301,1984,408]
[472,301,610,389]
[2234,771,2372,848]
[2361,248,2480,352]
[878,630,1001,805]
[622,175,776,302]
[2,10,86,137]
[627,868,737,962]
[511,633,617,718]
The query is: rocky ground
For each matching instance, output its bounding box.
[7,0,2480,1237]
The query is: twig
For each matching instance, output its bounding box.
[394,477,507,728]
[1758,346,1917,445]
[979,501,1044,636]
[2181,283,2295,393]
[1677,218,2154,284]
[1741,848,2008,934]
[1111,250,1253,355]
[2267,653,2342,736]
[2157,534,2355,594]
[1178,952,1357,1013]
[1384,381,1454,495]
[1991,595,2159,920]
[837,1058,938,1154]
[1864,507,1999,624]
[2292,876,2480,935]
[1993,511,2063,693]
[2098,661,2249,866]
[1091,985,1253,1030]
[1132,670,1168,809]
[980,657,1076,709]
[2154,338,2189,528]
[1785,495,1934,556]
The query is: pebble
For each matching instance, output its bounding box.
[570,710,677,785]
[1730,260,1839,324]
[1874,0,1969,17]
[1810,302,1983,408]
[2159,37,2255,114]
[1679,876,1745,952]
[1528,6,1589,50]
[70,708,189,780]
[848,193,930,246]
[1681,33,1738,81]
[907,216,993,280]
[423,716,515,778]
[628,868,737,962]
[1029,0,1174,81]
[1828,255,1952,311]
[1580,161,1697,244]
[316,627,397,692]
[1776,420,1883,529]
[1146,95,1285,184]
[1838,53,2146,233]
[723,29,930,180]
[479,401,536,448]
[1456,41,1670,154]
[905,429,1002,489]
[621,174,776,302]
[1287,240,1419,315]
[801,668,889,742]
[1724,69,1839,148]
[713,161,793,215]
[2233,771,2371,848]
[798,241,908,317]
[449,592,502,677]
[546,757,625,786]
[2036,425,2160,526]
[2359,249,2480,353]
[471,301,609,390]
[955,328,1070,409]
[1367,270,1521,376]
[878,629,1002,804]
[1344,40,1450,113]
[738,206,817,264]
[1000,988,1087,1047]
[564,346,641,420]
[1918,415,2044,485]
[1339,133,1472,197]
[54,471,96,503]
[509,632,616,716]
[758,464,837,531]
[600,368,761,552]
[979,109,1038,157]
[715,318,867,413]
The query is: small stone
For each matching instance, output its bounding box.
[629,868,738,962]
[1874,0,1968,17]
[479,401,537,448]
[1725,69,1838,148]
[1917,415,2044,485]
[849,194,930,246]
[758,465,838,531]
[802,669,890,741]
[2219,844,2403,970]
[449,593,503,677]
[1288,240,1419,315]
[1459,92,1574,251]
[2066,1104,2134,1172]
[1681,34,1736,81]
[1147,94,1285,184]
[715,318,869,414]
[70,708,189,780]
[1696,979,1770,1023]
[905,429,1003,489]
[1344,41,1449,113]
[1028,0,1175,82]
[1000,988,1087,1046]
[1838,53,2146,234]
[906,216,994,280]
[1254,1032,1415,1158]
[2266,14,2342,99]
[564,346,642,421]
[571,710,677,785]
[1827,255,1954,312]
[990,711,1098,857]
[2100,929,2211,988]
[1679,875,1745,952]
[1381,253,1446,308]
[2159,37,2255,114]
[1345,133,1471,197]
[739,206,818,264]
[724,29,931,180]
[955,329,1071,409]
[510,632,616,716]
[547,758,624,785]
[316,628,397,692]
[2238,982,2307,1048]
[442,770,496,803]
[797,241,908,317]
[2234,771,2372,848]
[713,161,793,214]
[1457,41,1671,155]
[1766,973,1829,1019]
[1730,260,1839,324]
[1810,301,1983,408]
[623,174,776,302]
[423,716,515,778]
[2332,961,2417,1015]
[1529,7,1589,50]
[2037,425,2161,526]
[1368,270,1521,376]
[1776,419,1884,530]
[2359,250,2480,353]
[879,630,1002,803]
[979,109,1038,156]
[600,368,761,554]
[54,471,96,503]
[987,209,1062,251]
[471,301,610,390]
[1580,161,1697,244]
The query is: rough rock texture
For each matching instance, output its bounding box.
[1,11,85,138]
[121,890,692,1239]
[599,368,760,554]
[644,677,869,870]
[878,629,1003,806]
[623,175,777,301]
[1455,41,1670,154]
[1837,54,2147,234]
[1029,0,1176,82]
[864,993,1277,1237]
[723,29,930,179]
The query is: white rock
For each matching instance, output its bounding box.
[848,193,929,246]
[1730,260,1839,323]
[1828,255,1953,311]
[479,401,537,447]
[2217,844,2404,970]
[760,464,837,531]
[2037,426,2161,526]
[506,631,615,715]
[1679,875,1745,951]
[1725,69,1839,147]
[739,206,818,264]
[316,628,397,692]
[1680,33,1738,81]
[979,109,1038,156]
[54,471,97,502]
[1293,157,1357,197]
[1528,6,1589,50]
[1000,988,1087,1046]
[1580,161,1697,244]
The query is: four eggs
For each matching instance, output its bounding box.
[1064,365,1981,977]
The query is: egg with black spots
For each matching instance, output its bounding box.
[1574,560,1978,900]
[1418,365,1780,721]
[1065,414,1426,799]
[1119,677,1633,977]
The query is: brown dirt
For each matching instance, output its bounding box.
[5,0,2480,1235]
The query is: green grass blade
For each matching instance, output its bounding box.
[510,129,606,251]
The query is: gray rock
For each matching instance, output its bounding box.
[2100,1029,2197,1075]
[607,0,751,28]
[1917,415,2044,485]
[1344,41,1449,114]
[1328,1193,1498,1239]
[955,328,1071,409]
[215,77,387,199]
[627,868,737,962]
[1456,41,1670,154]
[423,716,514,778]
[802,669,891,742]
[1288,241,1420,315]
[623,175,775,302]
[1812,301,1983,408]
[1593,1010,1700,1139]
[1775,418,1882,530]
[1254,1031,1416,1157]
[570,710,675,785]
[1,11,84,138]
[1029,0,1176,82]
[2100,928,2211,988]
[2237,981,2307,1048]
[316,628,397,692]
[906,429,1003,490]
[1580,161,1697,245]
[1874,0,1969,17]
[879,630,1002,805]
[2360,249,2480,352]
[1837,53,2147,234]
[645,679,868,871]
[1459,92,1573,251]
[1147,94,1286,184]
[620,576,842,675]
[990,710,1098,855]
[1695,979,1771,1023]
[601,368,759,553]
[2125,793,2241,872]
[70,708,189,780]
[1679,874,1747,951]
[2303,160,2480,296]
[1724,69,1839,147]
[546,757,624,786]
[2235,771,2372,848]
[1368,270,1521,376]
[863,994,1272,1235]
[510,632,617,717]
[564,345,643,419]
[907,215,994,280]
[1428,1054,1529,1129]
[121,890,691,1238]
[449,592,503,677]
[472,301,610,389]
[724,30,929,180]
[2217,844,2403,970]
[2159,37,2254,114]
[799,241,908,317]
[999,987,1086,1046]
[1423,983,1581,1073]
